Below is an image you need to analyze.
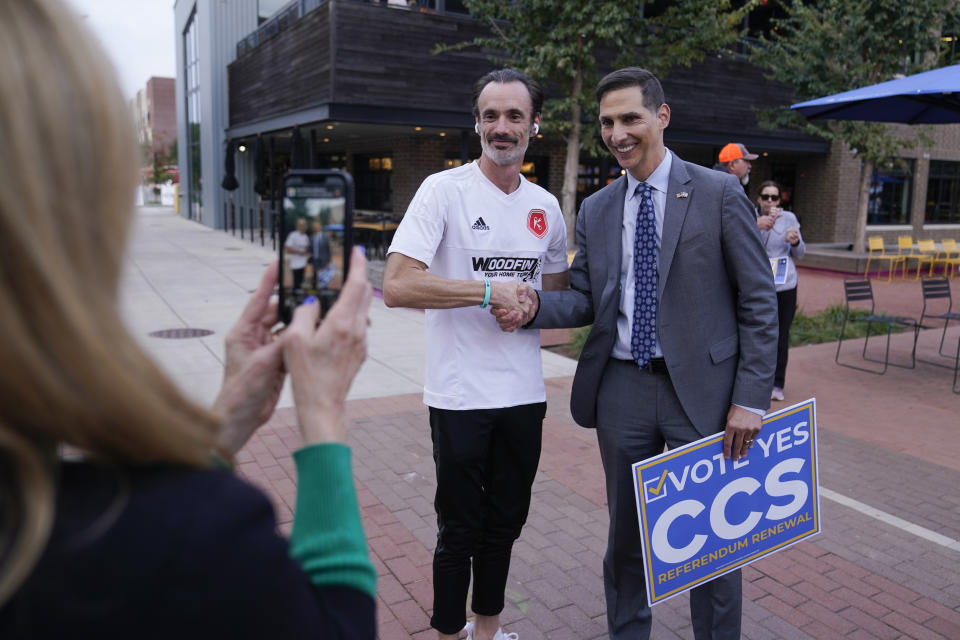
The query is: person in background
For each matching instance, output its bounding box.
[712,142,759,192]
[756,180,805,402]
[0,1,375,638]
[285,217,311,291]
[311,218,335,290]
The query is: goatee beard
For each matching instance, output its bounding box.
[480,135,529,166]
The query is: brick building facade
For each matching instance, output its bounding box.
[133,76,177,155]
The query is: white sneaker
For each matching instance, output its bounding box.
[462,621,518,640]
[771,387,784,401]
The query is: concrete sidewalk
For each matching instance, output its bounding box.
[122,208,960,639]
[121,206,578,407]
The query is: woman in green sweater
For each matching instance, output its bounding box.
[0,1,375,637]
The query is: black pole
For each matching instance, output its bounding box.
[271,202,277,251]
[269,136,277,248]
[309,128,317,169]
[240,205,244,240]
[249,206,255,243]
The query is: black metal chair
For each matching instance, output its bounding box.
[953,338,960,394]
[918,276,960,358]
[916,277,960,392]
[835,279,918,374]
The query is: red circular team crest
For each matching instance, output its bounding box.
[527,208,547,239]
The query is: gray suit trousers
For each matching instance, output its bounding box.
[596,358,742,640]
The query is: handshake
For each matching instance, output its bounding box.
[488,281,539,332]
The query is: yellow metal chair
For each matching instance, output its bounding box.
[864,236,904,281]
[939,239,960,278]
[913,239,940,279]
[896,235,919,279]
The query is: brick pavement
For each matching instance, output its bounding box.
[124,208,960,637]
[796,267,960,319]
[234,267,960,639]
[237,362,960,638]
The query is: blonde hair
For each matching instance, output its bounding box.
[0,0,223,604]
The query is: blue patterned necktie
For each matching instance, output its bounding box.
[631,182,658,368]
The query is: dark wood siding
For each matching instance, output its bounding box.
[229,5,332,126]
[330,2,493,114]
[661,55,816,148]
[228,0,822,151]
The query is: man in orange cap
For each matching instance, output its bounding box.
[713,142,758,190]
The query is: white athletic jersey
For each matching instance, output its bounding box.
[388,161,568,410]
[284,231,309,269]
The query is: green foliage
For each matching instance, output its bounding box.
[436,0,759,156]
[748,0,951,167]
[789,304,905,347]
[569,323,591,356]
[166,139,178,164]
[560,306,905,359]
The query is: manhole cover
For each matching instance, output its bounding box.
[148,328,214,339]
[224,247,242,251]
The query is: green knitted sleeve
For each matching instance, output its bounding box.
[288,443,376,599]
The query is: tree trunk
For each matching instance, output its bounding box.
[853,158,873,253]
[561,66,583,251]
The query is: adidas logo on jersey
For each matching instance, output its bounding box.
[471,217,491,231]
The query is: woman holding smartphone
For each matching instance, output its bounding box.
[0,1,375,637]
[756,180,805,402]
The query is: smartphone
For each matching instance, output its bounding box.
[278,169,354,325]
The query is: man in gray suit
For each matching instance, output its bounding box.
[495,67,777,639]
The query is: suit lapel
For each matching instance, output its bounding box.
[659,158,693,300]
[603,176,628,285]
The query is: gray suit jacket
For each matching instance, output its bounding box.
[533,155,777,436]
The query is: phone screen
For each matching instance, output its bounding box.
[279,170,353,324]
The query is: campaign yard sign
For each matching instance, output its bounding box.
[632,399,820,606]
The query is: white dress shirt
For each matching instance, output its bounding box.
[612,150,672,360]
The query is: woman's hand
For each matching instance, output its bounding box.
[282,248,372,445]
[213,261,286,455]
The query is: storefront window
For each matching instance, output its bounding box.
[926,160,960,224]
[184,9,202,222]
[520,156,548,185]
[868,159,914,225]
[354,154,392,211]
[577,158,623,207]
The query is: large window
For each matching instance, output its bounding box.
[868,159,914,225]
[520,156,549,187]
[577,157,623,208]
[354,154,392,211]
[926,160,960,224]
[258,0,291,23]
[183,10,201,221]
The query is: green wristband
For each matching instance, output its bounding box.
[479,278,491,308]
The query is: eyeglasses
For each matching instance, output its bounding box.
[759,194,780,201]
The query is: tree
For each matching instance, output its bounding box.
[437,0,758,248]
[749,0,952,251]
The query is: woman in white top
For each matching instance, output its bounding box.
[756,180,805,402]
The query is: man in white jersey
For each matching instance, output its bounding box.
[383,69,568,640]
[284,217,310,292]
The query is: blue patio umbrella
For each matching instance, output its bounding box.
[791,63,960,124]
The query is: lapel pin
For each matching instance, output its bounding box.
[675,191,688,199]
